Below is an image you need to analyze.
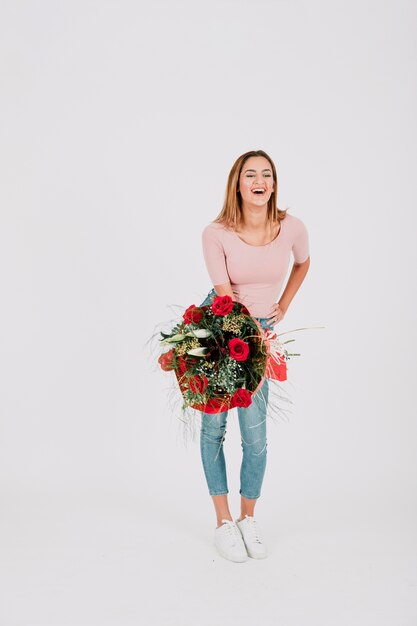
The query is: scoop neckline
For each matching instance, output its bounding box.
[230,219,283,247]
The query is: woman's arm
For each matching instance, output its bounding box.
[267,256,310,324]
[202,225,235,299]
[213,281,235,299]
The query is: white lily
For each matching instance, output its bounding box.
[187,347,209,357]
[184,328,212,339]
[160,333,186,344]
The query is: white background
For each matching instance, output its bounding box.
[1,1,416,624]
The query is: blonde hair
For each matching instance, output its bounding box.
[213,149,288,230]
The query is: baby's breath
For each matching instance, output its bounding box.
[209,357,243,393]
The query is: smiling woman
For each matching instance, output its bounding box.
[198,149,311,562]
[201,150,310,320]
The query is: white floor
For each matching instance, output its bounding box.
[1,487,416,626]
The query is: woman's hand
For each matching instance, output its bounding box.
[266,261,310,326]
[266,302,287,326]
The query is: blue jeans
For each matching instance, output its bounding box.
[198,288,274,500]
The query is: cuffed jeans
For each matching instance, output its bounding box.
[199,288,274,500]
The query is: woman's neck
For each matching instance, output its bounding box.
[237,210,274,232]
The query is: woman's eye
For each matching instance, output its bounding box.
[246,174,272,177]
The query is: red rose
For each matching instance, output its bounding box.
[189,375,209,394]
[231,388,252,408]
[228,337,250,362]
[183,305,204,324]
[158,349,175,371]
[212,295,234,316]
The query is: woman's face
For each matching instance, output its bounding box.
[237,156,275,209]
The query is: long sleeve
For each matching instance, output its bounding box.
[291,218,310,264]
[201,224,230,285]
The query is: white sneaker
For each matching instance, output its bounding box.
[214,519,248,562]
[236,514,268,559]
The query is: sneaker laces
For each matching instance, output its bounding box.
[220,519,243,546]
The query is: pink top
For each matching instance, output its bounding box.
[201,213,310,318]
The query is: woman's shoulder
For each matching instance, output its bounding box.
[283,212,308,232]
[202,221,230,238]
[202,221,229,230]
[205,222,224,229]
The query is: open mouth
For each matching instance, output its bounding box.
[252,189,266,195]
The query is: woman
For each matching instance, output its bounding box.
[199,149,310,562]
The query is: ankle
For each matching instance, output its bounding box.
[216,517,233,528]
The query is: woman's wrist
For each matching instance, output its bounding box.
[278,300,288,313]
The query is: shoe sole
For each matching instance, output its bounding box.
[246,550,268,559]
[241,541,268,559]
[215,543,248,562]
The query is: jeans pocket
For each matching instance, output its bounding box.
[256,318,274,332]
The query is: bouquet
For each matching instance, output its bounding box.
[157,294,293,414]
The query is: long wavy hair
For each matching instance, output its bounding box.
[212,149,288,230]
